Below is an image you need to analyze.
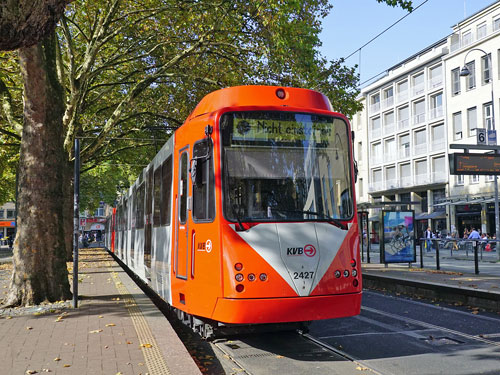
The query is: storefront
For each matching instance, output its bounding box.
[455,203,482,237]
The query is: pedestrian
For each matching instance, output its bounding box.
[424,226,433,252]
[468,228,481,239]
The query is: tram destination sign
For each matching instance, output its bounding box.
[449,153,500,175]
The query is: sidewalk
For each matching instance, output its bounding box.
[0,248,201,375]
[362,262,500,312]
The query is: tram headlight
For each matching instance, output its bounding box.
[335,270,341,278]
[248,273,256,282]
[234,263,243,271]
[343,270,350,278]
[259,273,268,281]
[235,273,244,282]
[352,269,358,277]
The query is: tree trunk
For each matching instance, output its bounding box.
[4,33,72,306]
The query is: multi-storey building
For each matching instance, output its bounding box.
[355,1,500,238]
[0,202,16,243]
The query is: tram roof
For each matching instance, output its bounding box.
[186,85,334,121]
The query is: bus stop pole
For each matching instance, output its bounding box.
[73,138,80,308]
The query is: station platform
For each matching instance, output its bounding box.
[0,247,201,375]
[362,262,500,312]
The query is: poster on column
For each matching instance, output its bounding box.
[381,210,416,263]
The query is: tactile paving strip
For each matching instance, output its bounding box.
[108,264,172,375]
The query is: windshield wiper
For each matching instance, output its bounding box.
[301,210,348,230]
[270,208,348,230]
[231,204,246,231]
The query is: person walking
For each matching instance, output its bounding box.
[424,226,433,252]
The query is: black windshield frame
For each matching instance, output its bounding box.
[220,110,354,224]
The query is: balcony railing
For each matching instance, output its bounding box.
[384,152,396,162]
[398,118,410,130]
[400,175,412,187]
[429,106,443,120]
[450,23,500,52]
[397,90,408,102]
[385,179,398,190]
[412,82,425,97]
[414,143,427,155]
[381,96,394,109]
[415,173,431,185]
[384,122,395,135]
[370,128,382,139]
[372,154,383,165]
[398,147,410,159]
[431,138,445,151]
[368,181,384,192]
[370,102,380,113]
[432,171,447,183]
[428,76,443,89]
[413,112,426,125]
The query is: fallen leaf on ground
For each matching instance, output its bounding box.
[105,323,116,327]
[140,343,152,348]
[89,329,103,333]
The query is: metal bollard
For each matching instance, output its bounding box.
[435,239,440,270]
[474,241,479,275]
[420,239,424,268]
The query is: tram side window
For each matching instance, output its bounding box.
[161,156,173,226]
[192,139,215,222]
[136,183,145,229]
[153,167,162,227]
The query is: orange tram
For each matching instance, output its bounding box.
[105,85,362,338]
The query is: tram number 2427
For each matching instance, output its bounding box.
[293,271,314,280]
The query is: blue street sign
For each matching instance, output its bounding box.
[488,130,497,145]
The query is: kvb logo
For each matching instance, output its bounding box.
[286,244,316,257]
[303,244,316,257]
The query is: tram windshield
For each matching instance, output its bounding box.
[221,111,354,224]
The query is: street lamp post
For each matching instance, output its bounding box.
[460,48,499,260]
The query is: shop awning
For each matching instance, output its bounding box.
[415,211,446,220]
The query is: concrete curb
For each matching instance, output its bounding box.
[363,273,500,312]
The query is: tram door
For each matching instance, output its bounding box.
[175,148,189,280]
[144,167,153,278]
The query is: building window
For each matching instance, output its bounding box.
[429,92,443,119]
[428,64,442,89]
[462,31,472,46]
[484,103,493,131]
[397,105,409,129]
[415,159,428,184]
[477,23,487,39]
[494,17,500,31]
[371,93,380,112]
[467,107,477,137]
[383,86,394,108]
[0,210,4,219]
[6,210,14,219]
[371,116,381,138]
[481,54,491,84]
[456,175,464,185]
[399,133,410,158]
[397,80,408,102]
[386,166,396,189]
[465,61,475,90]
[486,175,495,182]
[470,175,480,184]
[431,124,445,150]
[384,138,396,162]
[384,111,395,134]
[414,129,427,155]
[452,68,461,95]
[453,111,462,140]
[358,178,363,197]
[357,141,362,162]
[413,99,425,125]
[432,156,445,182]
[412,72,424,96]
[371,142,382,164]
[400,163,411,186]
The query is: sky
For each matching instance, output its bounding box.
[319,0,498,87]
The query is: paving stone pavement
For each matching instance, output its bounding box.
[0,248,201,375]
